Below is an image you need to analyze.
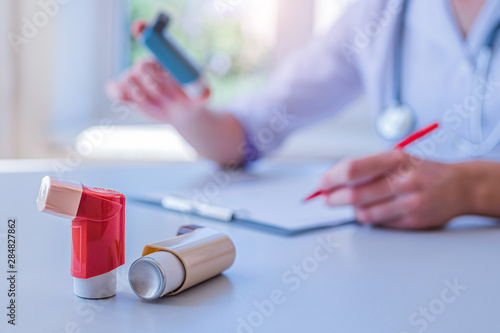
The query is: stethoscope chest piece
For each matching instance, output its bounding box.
[376,102,416,141]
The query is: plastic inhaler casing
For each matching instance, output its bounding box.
[128,226,235,300]
[36,176,125,299]
[137,12,210,100]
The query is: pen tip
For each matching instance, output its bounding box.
[303,190,323,203]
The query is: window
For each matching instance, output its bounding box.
[129,0,277,106]
[0,1,15,158]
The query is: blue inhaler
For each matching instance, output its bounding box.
[136,13,210,100]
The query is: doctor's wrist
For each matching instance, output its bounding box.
[455,161,500,218]
[168,103,211,129]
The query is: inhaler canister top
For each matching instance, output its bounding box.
[129,251,186,300]
[37,176,83,219]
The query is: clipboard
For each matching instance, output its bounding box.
[130,162,356,235]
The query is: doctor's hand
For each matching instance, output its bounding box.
[319,150,472,230]
[105,58,208,126]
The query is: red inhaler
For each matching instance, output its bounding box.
[37,176,125,299]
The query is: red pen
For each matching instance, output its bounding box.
[303,122,439,202]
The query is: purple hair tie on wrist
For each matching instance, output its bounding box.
[240,126,260,167]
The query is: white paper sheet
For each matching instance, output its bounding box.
[173,161,355,232]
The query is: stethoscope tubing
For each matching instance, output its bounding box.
[378,0,500,156]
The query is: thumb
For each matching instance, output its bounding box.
[131,20,147,39]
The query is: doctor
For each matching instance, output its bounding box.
[107,0,500,230]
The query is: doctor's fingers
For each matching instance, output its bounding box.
[105,68,150,103]
[374,213,444,230]
[324,176,397,207]
[123,74,164,106]
[120,76,177,123]
[136,59,187,101]
[121,76,173,121]
[354,193,422,226]
[319,150,407,190]
[105,77,133,102]
[129,62,178,103]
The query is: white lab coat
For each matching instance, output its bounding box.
[230,0,500,163]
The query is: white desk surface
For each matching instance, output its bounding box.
[1,159,500,333]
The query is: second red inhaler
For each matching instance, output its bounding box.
[37,176,125,299]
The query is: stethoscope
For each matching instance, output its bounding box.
[375,0,500,156]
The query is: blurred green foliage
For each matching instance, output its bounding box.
[129,0,270,106]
